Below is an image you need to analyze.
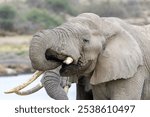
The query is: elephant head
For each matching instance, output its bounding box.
[29,13,105,76]
[30,13,142,82]
[5,13,143,98]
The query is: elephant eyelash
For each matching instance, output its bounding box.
[83,38,89,43]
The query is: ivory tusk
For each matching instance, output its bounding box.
[63,57,73,65]
[64,86,69,93]
[15,83,43,96]
[4,70,44,94]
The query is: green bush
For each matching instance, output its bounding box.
[45,0,76,15]
[0,5,16,19]
[26,8,64,28]
[46,0,69,9]
[0,19,14,30]
[0,5,16,31]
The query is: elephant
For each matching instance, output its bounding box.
[5,13,150,100]
[29,13,150,100]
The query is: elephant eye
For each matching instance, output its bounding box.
[83,38,89,43]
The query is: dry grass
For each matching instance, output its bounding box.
[0,44,28,53]
[0,35,32,54]
[0,35,32,44]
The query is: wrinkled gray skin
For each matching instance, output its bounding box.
[41,67,71,100]
[29,13,150,100]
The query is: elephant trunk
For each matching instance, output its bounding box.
[29,30,61,71]
[41,71,68,100]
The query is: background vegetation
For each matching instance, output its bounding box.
[0,0,149,35]
[0,4,16,31]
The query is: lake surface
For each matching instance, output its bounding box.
[0,74,76,100]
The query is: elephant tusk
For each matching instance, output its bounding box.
[4,70,44,94]
[15,83,43,96]
[64,86,69,93]
[63,57,73,65]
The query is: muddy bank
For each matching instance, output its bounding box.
[0,52,33,76]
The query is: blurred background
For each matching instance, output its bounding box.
[0,0,150,76]
[0,0,150,100]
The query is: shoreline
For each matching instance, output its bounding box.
[0,52,33,76]
[0,64,33,77]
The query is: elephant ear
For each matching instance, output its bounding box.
[90,29,143,85]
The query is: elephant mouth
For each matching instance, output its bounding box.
[45,48,91,76]
[60,60,92,76]
[45,48,75,69]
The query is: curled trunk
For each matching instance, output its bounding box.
[29,30,61,71]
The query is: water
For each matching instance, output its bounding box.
[0,74,76,100]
